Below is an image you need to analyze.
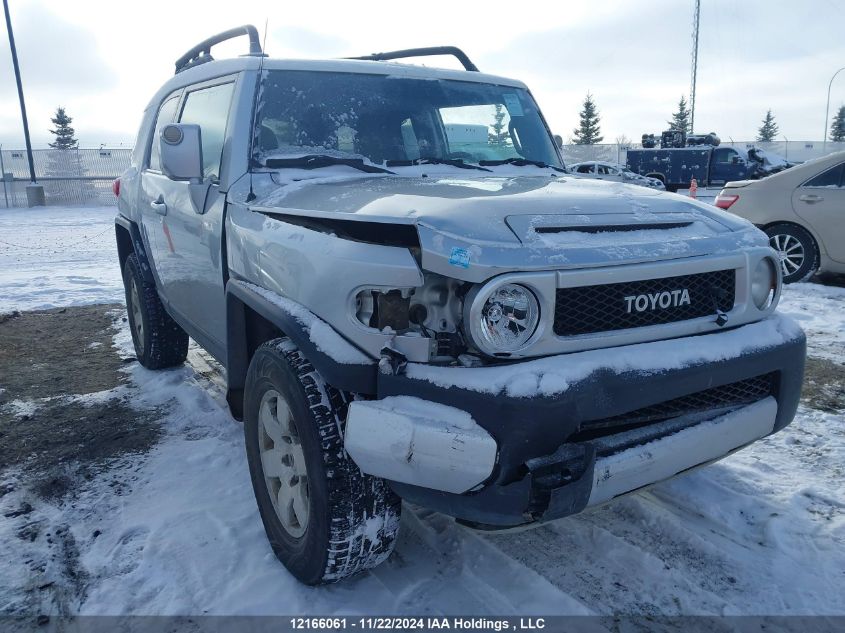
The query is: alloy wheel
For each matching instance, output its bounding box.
[257,389,310,538]
[770,233,805,277]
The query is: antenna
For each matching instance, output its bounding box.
[689,0,701,134]
[246,18,269,203]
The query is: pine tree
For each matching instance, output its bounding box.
[668,96,691,133]
[45,107,96,201]
[829,105,845,142]
[48,107,78,149]
[489,104,510,146]
[757,110,779,142]
[572,93,603,145]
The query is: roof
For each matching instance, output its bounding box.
[145,55,528,113]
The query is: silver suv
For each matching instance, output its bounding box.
[115,26,806,585]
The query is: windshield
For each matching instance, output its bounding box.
[253,70,561,169]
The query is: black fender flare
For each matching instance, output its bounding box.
[225,280,377,410]
[115,214,155,285]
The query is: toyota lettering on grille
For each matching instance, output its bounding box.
[624,289,691,313]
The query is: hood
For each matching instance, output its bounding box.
[248,171,765,282]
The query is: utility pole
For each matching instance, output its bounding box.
[689,0,701,135]
[3,0,44,206]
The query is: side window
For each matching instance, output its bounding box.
[804,163,844,188]
[714,148,736,164]
[179,82,235,179]
[576,164,593,174]
[148,94,180,171]
[597,164,610,175]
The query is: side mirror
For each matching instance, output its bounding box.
[160,124,203,182]
[553,134,564,149]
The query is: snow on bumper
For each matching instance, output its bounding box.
[403,313,803,398]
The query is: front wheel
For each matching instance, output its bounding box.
[243,338,401,584]
[764,223,819,284]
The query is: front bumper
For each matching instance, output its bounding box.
[345,314,805,528]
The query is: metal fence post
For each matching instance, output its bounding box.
[0,145,7,208]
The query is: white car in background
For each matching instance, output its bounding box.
[716,151,845,283]
[569,161,665,190]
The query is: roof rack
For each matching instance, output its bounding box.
[175,24,264,74]
[347,46,479,72]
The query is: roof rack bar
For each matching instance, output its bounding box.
[175,24,263,74]
[348,46,479,72]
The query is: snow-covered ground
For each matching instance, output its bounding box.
[0,206,843,617]
[0,206,123,312]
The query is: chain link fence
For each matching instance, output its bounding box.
[2,141,843,208]
[0,148,131,208]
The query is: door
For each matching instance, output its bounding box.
[709,147,749,185]
[792,161,845,263]
[140,79,236,356]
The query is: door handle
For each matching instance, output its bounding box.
[150,197,168,215]
[799,194,823,204]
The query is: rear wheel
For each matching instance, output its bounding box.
[123,253,188,369]
[243,338,401,584]
[764,223,819,284]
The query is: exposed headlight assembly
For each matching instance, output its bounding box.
[466,281,540,355]
[751,256,779,310]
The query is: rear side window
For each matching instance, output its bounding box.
[179,82,235,179]
[804,163,844,188]
[148,94,180,171]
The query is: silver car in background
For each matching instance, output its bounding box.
[716,151,845,283]
[569,160,666,189]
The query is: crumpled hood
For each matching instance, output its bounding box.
[248,172,766,282]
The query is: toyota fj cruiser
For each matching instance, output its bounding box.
[115,25,806,585]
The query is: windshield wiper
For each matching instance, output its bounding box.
[478,158,566,172]
[262,155,395,174]
[385,157,492,172]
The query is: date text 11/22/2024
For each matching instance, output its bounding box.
[289,617,547,630]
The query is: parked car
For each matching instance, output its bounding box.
[569,161,665,189]
[716,151,845,283]
[114,25,805,585]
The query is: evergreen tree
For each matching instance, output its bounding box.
[757,109,779,142]
[45,107,96,201]
[572,93,603,145]
[48,107,78,149]
[489,104,510,146]
[829,105,845,142]
[668,96,691,133]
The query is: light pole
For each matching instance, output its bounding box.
[2,0,44,206]
[823,67,845,152]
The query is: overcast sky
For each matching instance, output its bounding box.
[1,0,844,148]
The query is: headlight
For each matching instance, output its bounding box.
[751,257,778,310]
[474,283,540,353]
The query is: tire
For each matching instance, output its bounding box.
[243,338,401,585]
[122,253,188,369]
[764,223,819,284]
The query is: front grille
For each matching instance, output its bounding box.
[581,373,775,435]
[554,269,735,336]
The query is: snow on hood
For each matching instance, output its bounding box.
[247,171,765,282]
